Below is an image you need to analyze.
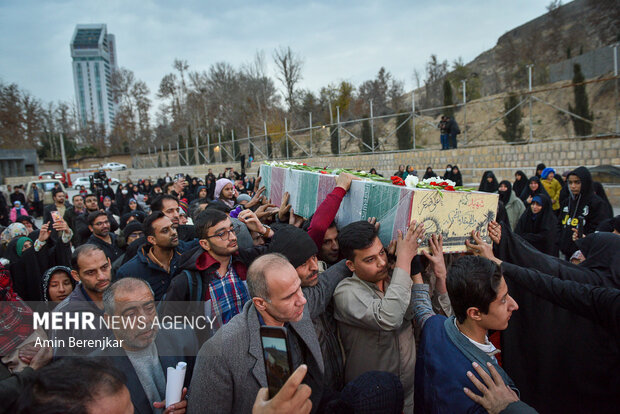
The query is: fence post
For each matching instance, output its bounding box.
[264,121,269,159]
[613,43,619,134]
[461,79,467,143]
[232,130,236,160]
[309,112,313,156]
[411,93,416,150]
[218,132,222,163]
[285,118,289,159]
[167,143,171,167]
[336,106,341,155]
[194,132,200,165]
[527,64,534,141]
[206,133,210,164]
[370,99,375,152]
[176,141,180,166]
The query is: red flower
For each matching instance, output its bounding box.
[319,170,328,174]
[391,176,406,186]
[439,181,448,186]
[302,163,307,166]
[444,186,455,191]
[430,181,438,186]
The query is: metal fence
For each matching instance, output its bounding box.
[133,67,619,169]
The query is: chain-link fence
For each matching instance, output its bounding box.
[133,71,619,169]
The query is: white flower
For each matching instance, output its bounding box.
[422,176,455,186]
[405,175,419,188]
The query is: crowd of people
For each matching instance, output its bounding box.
[0,160,618,414]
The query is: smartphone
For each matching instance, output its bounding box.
[260,326,294,399]
[51,211,62,222]
[577,217,584,239]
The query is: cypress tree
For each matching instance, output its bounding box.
[568,63,593,137]
[396,113,412,150]
[498,93,524,142]
[361,117,372,152]
[443,79,454,118]
[330,125,339,154]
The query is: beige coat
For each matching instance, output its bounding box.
[333,267,416,413]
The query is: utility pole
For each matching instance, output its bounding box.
[336,106,341,155]
[461,80,467,142]
[527,64,534,141]
[309,112,313,156]
[411,93,416,150]
[59,133,68,171]
[370,99,375,152]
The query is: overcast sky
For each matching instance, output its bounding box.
[1,0,548,109]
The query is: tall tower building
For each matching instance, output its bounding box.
[70,24,118,134]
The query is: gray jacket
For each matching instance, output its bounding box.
[505,191,526,230]
[333,267,416,412]
[187,301,325,414]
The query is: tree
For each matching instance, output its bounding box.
[361,117,372,152]
[330,125,339,155]
[443,79,454,118]
[396,113,412,150]
[568,64,593,137]
[273,46,304,113]
[498,94,524,142]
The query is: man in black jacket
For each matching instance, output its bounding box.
[558,166,611,258]
[74,194,119,246]
[86,211,123,262]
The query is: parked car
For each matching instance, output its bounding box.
[39,171,55,179]
[53,172,67,184]
[26,180,66,206]
[102,162,127,171]
[73,176,120,190]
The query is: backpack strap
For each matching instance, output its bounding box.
[184,270,203,302]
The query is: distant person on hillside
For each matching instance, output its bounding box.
[438,115,449,150]
[447,116,461,149]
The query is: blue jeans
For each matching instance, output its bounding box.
[440,134,448,150]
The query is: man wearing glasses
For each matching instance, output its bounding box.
[87,211,123,262]
[163,208,273,343]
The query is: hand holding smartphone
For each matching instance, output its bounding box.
[51,211,62,222]
[260,326,294,399]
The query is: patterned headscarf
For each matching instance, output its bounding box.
[1,223,28,247]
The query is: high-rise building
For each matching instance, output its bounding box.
[70,24,118,134]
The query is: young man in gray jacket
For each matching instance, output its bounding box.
[333,220,425,413]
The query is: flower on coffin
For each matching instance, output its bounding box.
[404,175,419,188]
[422,177,456,187]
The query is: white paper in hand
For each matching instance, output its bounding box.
[165,361,187,408]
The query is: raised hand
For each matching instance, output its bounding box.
[278,192,292,222]
[488,221,501,245]
[422,234,447,279]
[466,231,502,266]
[395,220,425,268]
[463,362,519,414]
[38,221,51,242]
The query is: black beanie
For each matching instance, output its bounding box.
[269,224,318,268]
[123,221,143,238]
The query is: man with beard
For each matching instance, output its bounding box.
[51,244,113,355]
[150,194,196,246]
[100,278,196,413]
[74,193,119,246]
[86,211,123,262]
[63,194,85,245]
[163,208,272,341]
[269,225,352,391]
[333,220,424,413]
[116,212,182,301]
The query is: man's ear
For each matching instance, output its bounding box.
[466,307,482,322]
[88,225,93,233]
[146,235,157,246]
[252,297,267,311]
[198,239,210,252]
[345,259,355,273]
[71,270,80,283]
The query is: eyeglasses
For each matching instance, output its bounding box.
[206,228,236,241]
[93,220,110,227]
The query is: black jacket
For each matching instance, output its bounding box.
[74,210,119,246]
[557,167,612,257]
[86,233,123,262]
[496,227,620,414]
[514,193,558,255]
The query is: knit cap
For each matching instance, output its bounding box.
[268,224,317,268]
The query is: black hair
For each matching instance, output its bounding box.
[51,187,65,198]
[338,221,378,261]
[150,194,178,212]
[143,211,167,238]
[84,193,97,200]
[71,243,105,272]
[17,357,127,414]
[72,194,84,201]
[446,256,503,323]
[87,211,107,226]
[194,208,229,240]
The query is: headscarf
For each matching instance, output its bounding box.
[423,167,436,180]
[519,176,549,203]
[451,165,463,187]
[513,170,528,198]
[478,171,499,193]
[214,178,235,208]
[15,237,32,257]
[575,232,620,287]
[41,265,75,302]
[498,180,513,204]
[1,223,28,247]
